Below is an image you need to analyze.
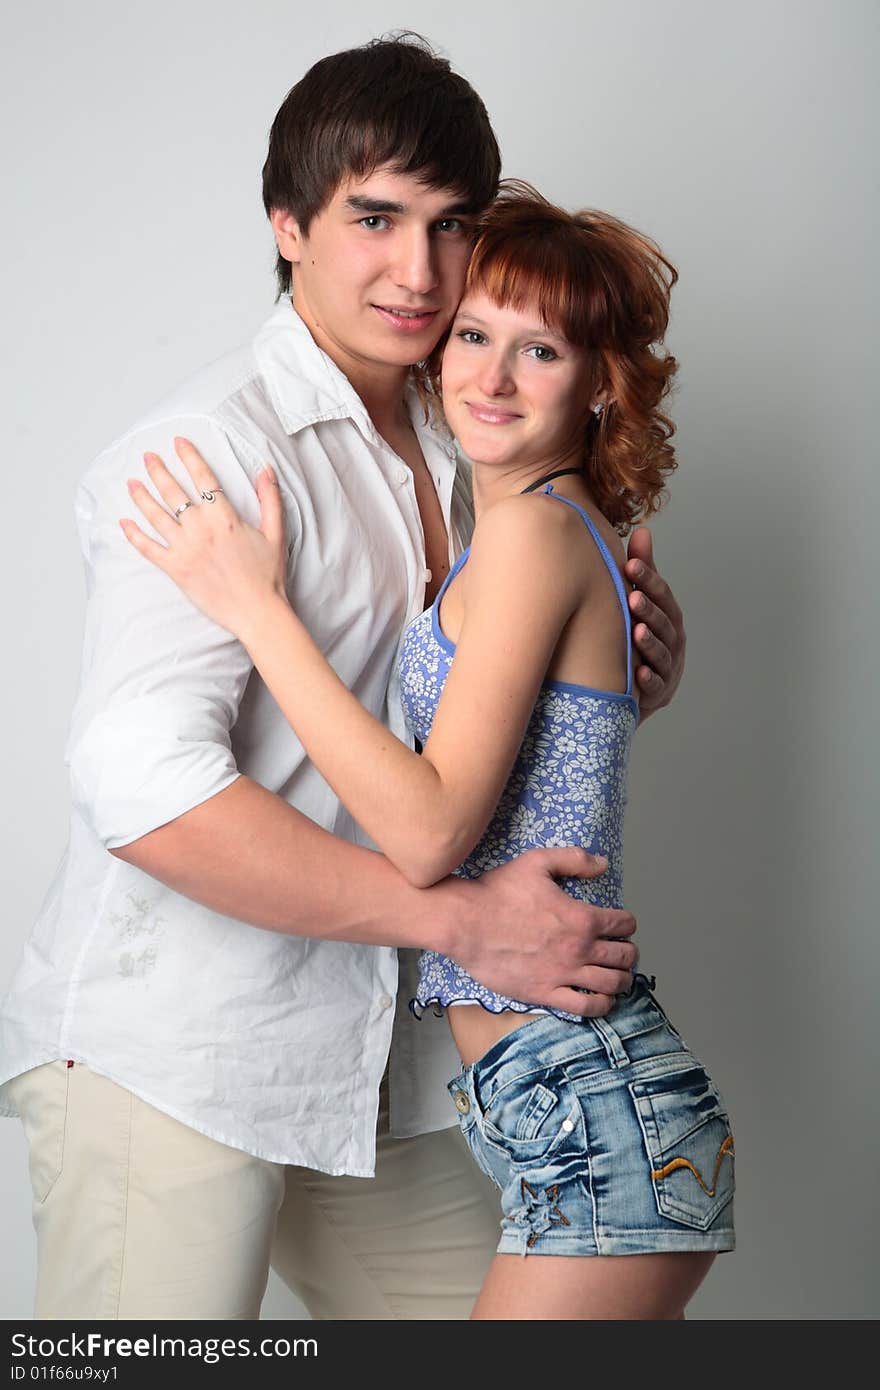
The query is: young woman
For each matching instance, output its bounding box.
[121,187,735,1319]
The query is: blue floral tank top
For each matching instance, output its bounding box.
[399,486,640,1023]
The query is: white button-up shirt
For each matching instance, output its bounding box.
[0,300,474,1175]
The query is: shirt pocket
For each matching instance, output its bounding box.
[629,1063,735,1231]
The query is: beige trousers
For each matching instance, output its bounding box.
[9,1060,501,1321]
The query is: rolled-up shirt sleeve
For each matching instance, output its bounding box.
[66,414,280,849]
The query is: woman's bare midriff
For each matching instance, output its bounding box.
[446,1001,544,1067]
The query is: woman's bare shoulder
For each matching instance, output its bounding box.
[469,490,587,557]
[468,491,604,597]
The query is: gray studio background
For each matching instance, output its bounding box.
[1,0,876,1320]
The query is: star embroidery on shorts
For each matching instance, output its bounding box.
[519,1177,571,1248]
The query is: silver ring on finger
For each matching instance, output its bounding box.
[174,500,194,520]
[199,488,224,504]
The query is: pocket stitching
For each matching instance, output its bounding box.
[630,1076,735,1230]
[480,1085,579,1163]
[38,1062,70,1205]
[513,1083,557,1141]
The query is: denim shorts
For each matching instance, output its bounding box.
[447,977,735,1257]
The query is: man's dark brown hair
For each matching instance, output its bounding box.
[262,32,501,295]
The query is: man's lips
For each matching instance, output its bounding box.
[373,305,439,332]
[465,402,522,425]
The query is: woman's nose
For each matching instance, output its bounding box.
[476,353,516,397]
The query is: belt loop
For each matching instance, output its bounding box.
[589,1015,630,1068]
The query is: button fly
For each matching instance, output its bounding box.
[453,1090,471,1115]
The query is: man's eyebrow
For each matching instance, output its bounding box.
[345,196,406,214]
[344,196,477,217]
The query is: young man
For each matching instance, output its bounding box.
[0,36,685,1320]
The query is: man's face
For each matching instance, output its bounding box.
[271,166,476,378]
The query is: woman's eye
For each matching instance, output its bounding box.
[359,215,389,230]
[457,330,486,345]
[526,345,558,362]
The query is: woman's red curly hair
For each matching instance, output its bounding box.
[426,181,678,533]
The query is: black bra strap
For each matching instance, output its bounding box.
[520,467,583,495]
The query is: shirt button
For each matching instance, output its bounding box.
[453,1090,471,1115]
[422,568,432,583]
[397,468,409,486]
[378,994,394,1011]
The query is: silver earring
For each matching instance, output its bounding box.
[592,402,604,417]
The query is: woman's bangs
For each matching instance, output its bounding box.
[466,241,576,342]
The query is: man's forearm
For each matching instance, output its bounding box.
[110,776,460,953]
[110,777,639,1014]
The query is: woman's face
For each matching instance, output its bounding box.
[440,291,593,475]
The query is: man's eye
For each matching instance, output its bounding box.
[359,216,389,230]
[435,218,465,233]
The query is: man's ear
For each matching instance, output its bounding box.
[269,208,304,267]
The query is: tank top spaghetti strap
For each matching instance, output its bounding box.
[538,483,634,698]
[430,482,634,705]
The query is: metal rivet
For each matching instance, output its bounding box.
[453,1091,470,1115]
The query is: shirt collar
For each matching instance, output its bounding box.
[253,296,457,462]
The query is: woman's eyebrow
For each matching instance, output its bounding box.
[455,312,567,343]
[525,326,567,344]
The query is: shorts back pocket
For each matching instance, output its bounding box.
[630,1063,734,1231]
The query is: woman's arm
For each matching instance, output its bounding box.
[244,497,583,886]
[122,443,584,888]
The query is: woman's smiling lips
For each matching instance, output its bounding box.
[373,305,439,332]
[465,402,523,425]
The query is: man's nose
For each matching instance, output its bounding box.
[391,229,439,297]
